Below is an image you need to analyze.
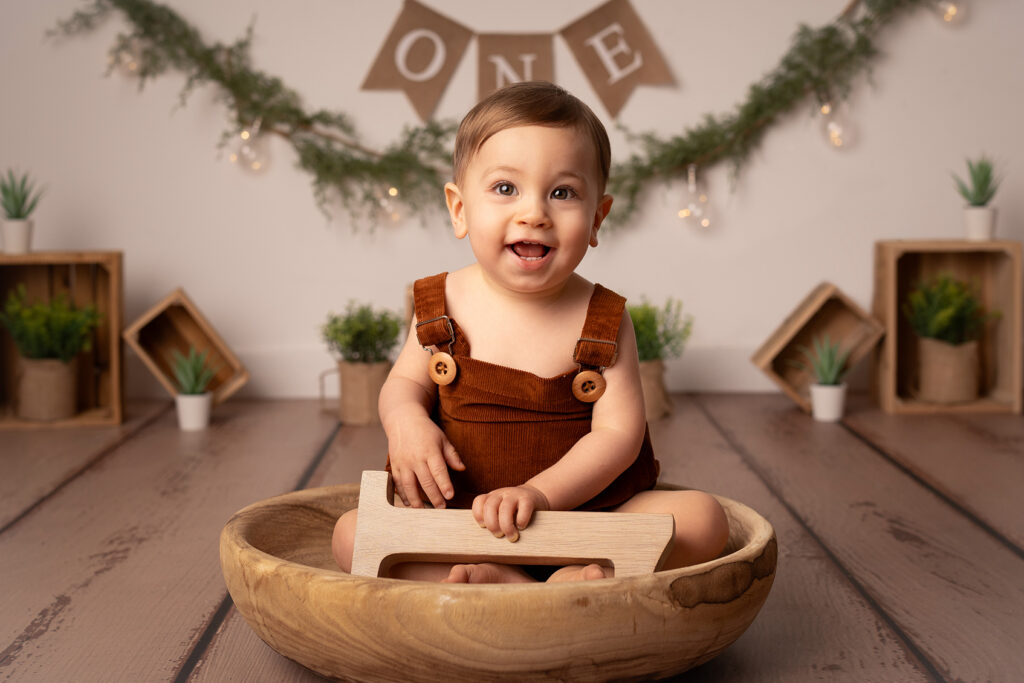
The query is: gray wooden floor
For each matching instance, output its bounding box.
[1,394,1021,682]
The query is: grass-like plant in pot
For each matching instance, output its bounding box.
[0,284,101,421]
[1,170,45,254]
[902,274,995,403]
[953,156,1001,240]
[794,334,851,422]
[627,298,693,421]
[169,346,219,430]
[322,303,402,425]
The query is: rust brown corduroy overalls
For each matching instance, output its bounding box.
[408,272,660,510]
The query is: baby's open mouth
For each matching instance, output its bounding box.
[508,241,551,260]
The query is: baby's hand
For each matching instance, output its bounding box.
[387,415,465,509]
[472,485,551,542]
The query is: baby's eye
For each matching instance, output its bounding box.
[492,182,517,196]
[551,186,578,200]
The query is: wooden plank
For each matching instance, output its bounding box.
[844,396,1024,548]
[698,392,1024,682]
[193,398,932,683]
[0,400,169,532]
[0,400,337,681]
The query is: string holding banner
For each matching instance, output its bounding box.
[361,0,675,120]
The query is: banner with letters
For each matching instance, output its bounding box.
[362,0,675,120]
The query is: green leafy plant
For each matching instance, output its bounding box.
[794,334,851,386]
[952,156,1000,207]
[902,275,994,345]
[0,285,101,362]
[628,299,693,362]
[169,346,218,395]
[322,303,402,363]
[0,170,44,219]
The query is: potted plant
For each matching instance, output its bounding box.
[322,303,402,425]
[794,334,851,422]
[628,298,693,421]
[902,274,994,404]
[0,285,100,421]
[170,346,218,430]
[1,170,44,254]
[953,156,1001,241]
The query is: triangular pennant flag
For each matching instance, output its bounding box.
[476,34,555,102]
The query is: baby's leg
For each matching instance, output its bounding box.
[613,490,729,569]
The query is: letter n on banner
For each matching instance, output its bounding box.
[477,34,554,102]
[561,0,674,118]
[362,0,473,121]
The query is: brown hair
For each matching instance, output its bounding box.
[452,81,611,191]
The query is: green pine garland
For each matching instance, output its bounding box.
[51,0,929,226]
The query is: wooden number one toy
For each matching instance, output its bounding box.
[350,471,675,578]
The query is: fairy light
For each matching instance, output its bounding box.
[228,119,269,174]
[678,164,712,229]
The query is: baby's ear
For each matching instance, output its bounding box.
[445,182,468,239]
[591,194,613,247]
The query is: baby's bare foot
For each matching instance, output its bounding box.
[547,563,610,582]
[442,563,534,584]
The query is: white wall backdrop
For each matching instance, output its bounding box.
[2,0,1022,398]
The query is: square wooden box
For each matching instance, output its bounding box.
[0,251,123,428]
[872,240,1023,414]
[123,288,248,403]
[752,282,884,413]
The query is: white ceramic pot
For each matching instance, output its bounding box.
[1,218,33,253]
[963,206,996,241]
[810,383,847,422]
[176,392,213,430]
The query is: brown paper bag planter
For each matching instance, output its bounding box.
[15,357,77,421]
[751,282,884,413]
[220,474,777,682]
[916,337,979,404]
[123,288,248,403]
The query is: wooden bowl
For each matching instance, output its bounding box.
[220,484,776,682]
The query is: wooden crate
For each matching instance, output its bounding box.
[752,282,884,413]
[0,251,123,428]
[123,288,248,404]
[872,240,1023,414]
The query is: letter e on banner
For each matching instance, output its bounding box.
[477,34,554,101]
[561,0,674,118]
[362,0,473,121]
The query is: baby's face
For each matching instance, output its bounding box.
[446,124,611,297]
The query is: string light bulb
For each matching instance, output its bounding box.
[228,119,269,173]
[109,38,143,77]
[934,1,965,25]
[819,102,855,150]
[678,164,712,229]
[376,185,402,223]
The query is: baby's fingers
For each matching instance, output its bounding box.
[498,496,525,542]
[416,462,448,509]
[395,469,423,508]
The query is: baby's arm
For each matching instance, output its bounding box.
[473,309,648,539]
[379,317,465,509]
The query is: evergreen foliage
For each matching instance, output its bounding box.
[322,303,402,363]
[902,275,994,345]
[52,0,927,225]
[628,299,693,362]
[0,285,101,363]
[169,346,218,394]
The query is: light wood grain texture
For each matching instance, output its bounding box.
[0,251,124,427]
[220,482,776,682]
[751,282,884,413]
[872,239,1023,414]
[0,400,336,681]
[698,392,1024,682]
[122,287,249,404]
[843,396,1024,548]
[0,399,169,531]
[350,470,674,577]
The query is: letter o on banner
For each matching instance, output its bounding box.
[395,28,446,82]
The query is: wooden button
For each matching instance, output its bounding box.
[572,370,606,402]
[428,352,457,385]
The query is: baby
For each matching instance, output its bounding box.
[333,81,728,583]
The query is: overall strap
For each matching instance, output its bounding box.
[413,273,454,348]
[573,284,625,369]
